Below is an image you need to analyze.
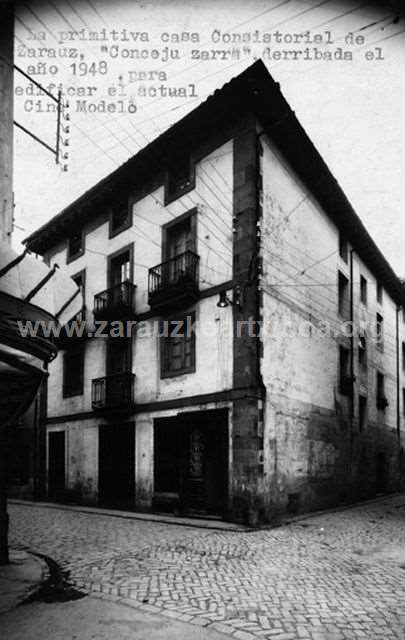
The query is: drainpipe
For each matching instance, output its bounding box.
[348,248,355,487]
[396,307,400,441]
[349,249,355,420]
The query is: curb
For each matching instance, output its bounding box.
[0,551,49,615]
[9,499,252,532]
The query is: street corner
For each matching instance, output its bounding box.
[0,549,49,614]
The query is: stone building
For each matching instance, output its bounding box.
[25,60,405,524]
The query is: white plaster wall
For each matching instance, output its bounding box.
[260,132,404,432]
[45,139,234,417]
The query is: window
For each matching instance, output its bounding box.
[338,271,350,318]
[339,233,348,263]
[358,334,367,368]
[63,346,84,397]
[109,248,132,287]
[376,371,388,410]
[377,282,383,305]
[107,338,131,375]
[360,275,367,305]
[403,389,405,417]
[376,313,384,351]
[110,197,131,237]
[402,342,405,372]
[359,395,367,432]
[165,154,195,203]
[67,230,84,263]
[160,312,196,378]
[339,345,352,395]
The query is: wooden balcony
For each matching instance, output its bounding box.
[148,251,199,312]
[93,281,136,320]
[91,372,135,414]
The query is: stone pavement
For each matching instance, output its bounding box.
[7,494,405,639]
[0,549,48,614]
[0,595,228,640]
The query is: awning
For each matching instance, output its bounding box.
[0,240,82,425]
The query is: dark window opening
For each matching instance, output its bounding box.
[111,198,131,235]
[63,346,84,397]
[360,275,367,305]
[338,271,350,318]
[110,250,131,287]
[166,155,194,202]
[376,313,384,351]
[339,345,351,395]
[339,234,348,263]
[67,230,83,262]
[160,312,196,378]
[376,371,388,410]
[107,337,131,375]
[377,282,383,304]
[359,395,367,432]
[358,334,367,368]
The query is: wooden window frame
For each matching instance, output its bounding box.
[161,208,198,262]
[160,311,196,379]
[339,233,348,263]
[164,153,196,205]
[109,195,133,239]
[106,337,132,376]
[66,228,84,264]
[107,243,134,289]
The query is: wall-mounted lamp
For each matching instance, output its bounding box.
[216,285,243,310]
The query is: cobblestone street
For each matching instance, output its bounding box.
[8,495,405,639]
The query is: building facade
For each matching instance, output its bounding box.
[25,61,405,524]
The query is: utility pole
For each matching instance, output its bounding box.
[0,0,14,565]
[0,0,14,245]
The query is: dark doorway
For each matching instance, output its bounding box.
[48,431,65,500]
[376,452,386,493]
[98,423,135,509]
[154,409,228,517]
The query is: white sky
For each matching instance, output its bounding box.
[12,0,405,275]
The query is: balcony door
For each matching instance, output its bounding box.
[110,250,130,286]
[162,209,197,285]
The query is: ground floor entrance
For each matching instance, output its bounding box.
[153,409,228,517]
[98,422,135,509]
[48,431,65,501]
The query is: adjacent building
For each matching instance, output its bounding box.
[25,61,405,524]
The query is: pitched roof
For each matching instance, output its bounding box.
[24,60,405,304]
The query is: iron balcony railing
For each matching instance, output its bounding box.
[148,251,199,300]
[93,281,136,319]
[91,372,135,411]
